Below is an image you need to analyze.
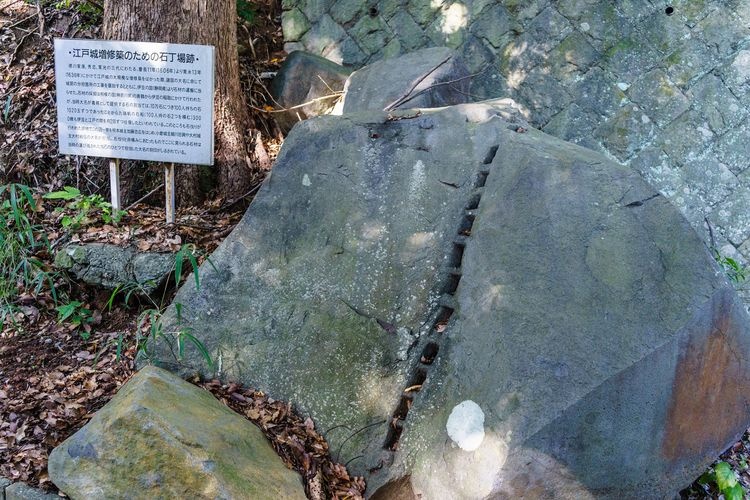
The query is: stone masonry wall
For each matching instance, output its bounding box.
[281,0,750,278]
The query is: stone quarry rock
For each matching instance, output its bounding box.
[269,50,352,132]
[281,0,750,266]
[54,243,175,295]
[0,479,10,500]
[3,483,58,500]
[156,100,750,498]
[156,98,528,475]
[48,366,305,500]
[340,47,471,113]
[382,126,750,499]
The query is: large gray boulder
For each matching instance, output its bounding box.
[270,50,352,132]
[155,100,750,498]
[340,47,472,113]
[48,366,305,499]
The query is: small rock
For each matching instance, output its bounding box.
[4,483,58,500]
[0,478,10,500]
[55,243,175,295]
[280,7,310,42]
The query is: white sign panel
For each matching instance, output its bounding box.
[54,39,215,165]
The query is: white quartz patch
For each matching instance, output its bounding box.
[409,160,426,201]
[446,400,485,451]
[302,174,311,186]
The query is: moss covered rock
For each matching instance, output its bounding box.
[48,366,305,500]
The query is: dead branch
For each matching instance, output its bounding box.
[5,30,33,70]
[383,55,452,111]
[249,92,343,114]
[125,182,164,210]
[386,66,488,110]
[3,12,36,30]
[35,0,43,36]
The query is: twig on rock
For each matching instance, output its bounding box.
[249,92,343,114]
[220,182,263,210]
[383,55,452,111]
[388,67,489,110]
[35,0,44,36]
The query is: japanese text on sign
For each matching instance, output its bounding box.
[54,39,215,165]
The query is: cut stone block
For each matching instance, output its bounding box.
[153,100,750,498]
[341,47,471,113]
[4,484,58,500]
[54,243,175,295]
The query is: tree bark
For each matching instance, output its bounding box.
[102,0,258,204]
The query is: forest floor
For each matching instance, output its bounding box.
[0,0,746,499]
[0,0,363,498]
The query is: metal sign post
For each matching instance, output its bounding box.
[53,38,215,223]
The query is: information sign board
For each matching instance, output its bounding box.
[54,39,215,165]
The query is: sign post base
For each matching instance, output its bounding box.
[109,158,121,211]
[165,163,175,224]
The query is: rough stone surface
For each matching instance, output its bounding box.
[280,0,750,273]
[156,101,750,498]
[3,483,57,500]
[155,99,529,478]
[270,51,352,132]
[381,126,750,499]
[281,7,310,42]
[54,243,175,294]
[341,47,471,113]
[0,478,10,500]
[48,366,305,500]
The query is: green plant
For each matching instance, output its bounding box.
[106,243,213,310]
[174,243,210,290]
[107,243,214,367]
[50,0,103,23]
[699,461,745,500]
[0,184,57,329]
[44,186,125,230]
[714,250,748,284]
[135,307,213,369]
[55,300,95,338]
[237,0,255,24]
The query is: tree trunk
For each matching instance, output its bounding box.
[102,0,259,205]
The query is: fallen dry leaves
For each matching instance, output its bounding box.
[45,201,243,254]
[1,0,104,190]
[201,379,366,500]
[0,319,136,488]
[1,4,366,496]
